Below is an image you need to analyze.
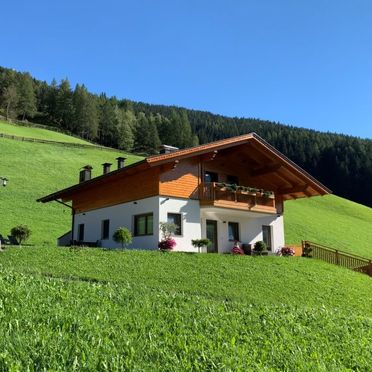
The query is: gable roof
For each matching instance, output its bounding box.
[37,133,331,203]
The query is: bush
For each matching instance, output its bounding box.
[159,222,177,240]
[112,227,132,248]
[253,241,266,253]
[10,225,31,245]
[280,247,295,256]
[191,238,211,253]
[158,238,176,251]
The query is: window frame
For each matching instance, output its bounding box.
[77,223,85,241]
[101,219,110,240]
[228,222,240,242]
[204,171,218,183]
[134,213,154,237]
[167,212,183,236]
[262,225,272,251]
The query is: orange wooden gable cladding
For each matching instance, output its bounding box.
[70,167,160,213]
[159,158,200,198]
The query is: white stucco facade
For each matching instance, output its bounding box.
[72,196,284,253]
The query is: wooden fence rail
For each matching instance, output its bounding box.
[302,240,372,277]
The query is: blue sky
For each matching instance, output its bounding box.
[1,0,372,138]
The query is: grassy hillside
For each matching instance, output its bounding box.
[0,248,371,370]
[0,120,90,144]
[0,137,142,245]
[285,195,372,258]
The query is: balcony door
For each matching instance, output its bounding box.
[206,220,218,253]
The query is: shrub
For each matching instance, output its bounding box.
[159,222,177,240]
[302,243,313,257]
[281,246,295,256]
[158,238,176,251]
[10,225,31,245]
[253,240,266,253]
[112,227,132,248]
[191,238,211,253]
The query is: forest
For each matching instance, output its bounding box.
[1,66,372,207]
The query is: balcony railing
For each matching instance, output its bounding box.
[199,182,278,214]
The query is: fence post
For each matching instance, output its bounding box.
[335,250,339,265]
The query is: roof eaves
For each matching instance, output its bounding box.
[251,133,332,195]
[37,159,148,203]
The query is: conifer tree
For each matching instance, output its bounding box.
[98,96,119,146]
[56,79,74,130]
[73,84,99,140]
[134,112,160,154]
[17,73,37,120]
[116,108,135,151]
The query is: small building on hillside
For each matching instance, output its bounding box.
[37,133,330,253]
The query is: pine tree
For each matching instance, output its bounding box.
[116,108,135,151]
[73,84,99,140]
[98,96,119,146]
[17,73,37,120]
[179,110,193,147]
[134,112,160,154]
[56,79,74,131]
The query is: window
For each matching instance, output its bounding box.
[262,225,272,251]
[134,213,153,236]
[77,223,85,241]
[204,171,218,183]
[228,222,239,241]
[226,175,239,185]
[101,219,110,240]
[167,213,182,235]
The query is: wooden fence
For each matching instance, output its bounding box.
[302,240,372,277]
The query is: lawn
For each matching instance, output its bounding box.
[285,194,372,258]
[0,120,91,144]
[0,247,371,370]
[0,137,142,245]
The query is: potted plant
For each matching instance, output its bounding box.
[302,243,313,257]
[280,246,295,256]
[253,240,267,256]
[191,238,211,253]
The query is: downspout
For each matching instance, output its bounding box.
[55,200,75,245]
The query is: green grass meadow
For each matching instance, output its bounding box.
[0,120,90,144]
[0,248,371,370]
[1,123,372,370]
[285,194,372,257]
[0,137,142,245]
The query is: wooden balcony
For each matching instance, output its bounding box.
[199,182,278,214]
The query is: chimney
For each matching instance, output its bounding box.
[159,144,179,154]
[102,162,112,175]
[116,157,126,169]
[79,165,93,183]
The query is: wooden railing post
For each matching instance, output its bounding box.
[335,250,339,265]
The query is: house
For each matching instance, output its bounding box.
[37,133,330,253]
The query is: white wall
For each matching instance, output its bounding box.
[159,197,201,252]
[73,196,160,249]
[72,195,285,254]
[200,208,284,253]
